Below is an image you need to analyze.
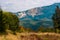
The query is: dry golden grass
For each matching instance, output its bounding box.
[0,32,60,40]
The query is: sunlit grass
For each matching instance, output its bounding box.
[0,32,60,40]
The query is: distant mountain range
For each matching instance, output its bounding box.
[14,3,60,30]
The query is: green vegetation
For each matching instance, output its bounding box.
[0,6,60,34]
[52,6,60,33]
[38,26,54,32]
[0,7,6,33]
[0,7,19,34]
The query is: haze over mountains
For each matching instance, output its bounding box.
[1,0,60,12]
[14,3,60,30]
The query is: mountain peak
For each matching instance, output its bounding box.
[14,3,60,30]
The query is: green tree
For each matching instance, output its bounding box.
[8,13,19,32]
[3,12,19,32]
[52,6,60,33]
[0,7,19,34]
[0,6,6,32]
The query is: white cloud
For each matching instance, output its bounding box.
[0,0,60,12]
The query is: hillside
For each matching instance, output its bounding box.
[14,3,60,30]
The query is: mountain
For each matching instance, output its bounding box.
[15,3,60,31]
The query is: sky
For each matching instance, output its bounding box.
[0,0,60,12]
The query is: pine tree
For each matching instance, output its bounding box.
[52,6,60,33]
[0,6,6,32]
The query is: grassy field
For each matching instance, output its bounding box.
[0,32,60,40]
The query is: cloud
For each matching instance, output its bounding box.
[0,0,60,12]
